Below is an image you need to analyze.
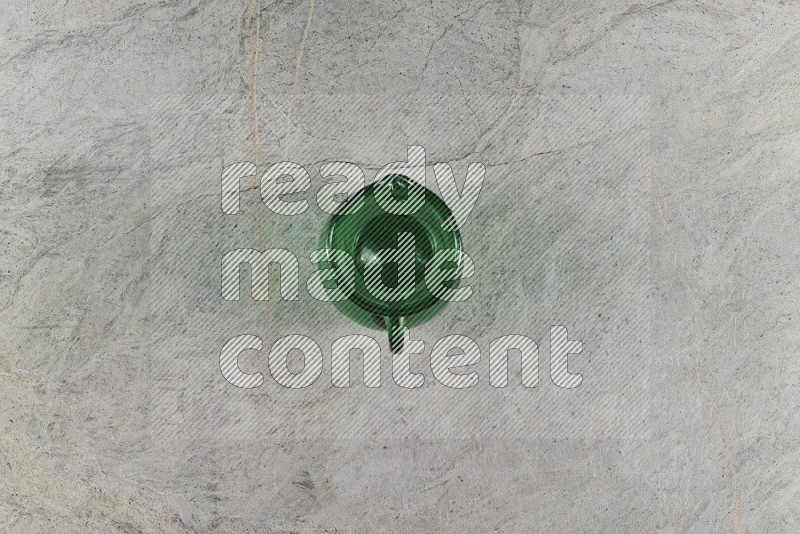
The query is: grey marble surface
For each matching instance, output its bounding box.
[1,0,799,532]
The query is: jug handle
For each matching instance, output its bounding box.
[384,316,406,353]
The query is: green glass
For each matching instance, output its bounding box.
[320,174,463,352]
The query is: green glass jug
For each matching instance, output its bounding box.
[320,174,463,352]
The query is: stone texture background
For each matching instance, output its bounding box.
[1,0,798,532]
